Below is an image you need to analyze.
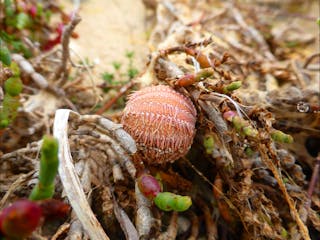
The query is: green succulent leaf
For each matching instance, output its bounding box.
[16,13,32,30]
[29,135,59,200]
[154,192,175,211]
[154,192,192,212]
[4,77,23,96]
[0,41,11,66]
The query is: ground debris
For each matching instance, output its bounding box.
[1,0,319,239]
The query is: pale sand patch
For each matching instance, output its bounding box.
[65,0,149,80]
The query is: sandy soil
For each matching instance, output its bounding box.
[65,0,149,79]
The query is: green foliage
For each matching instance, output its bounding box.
[16,12,32,30]
[271,130,293,144]
[223,81,242,93]
[0,61,23,128]
[4,0,14,18]
[0,40,11,66]
[231,115,258,138]
[112,61,122,70]
[203,134,215,155]
[102,72,115,84]
[101,51,139,95]
[127,68,139,79]
[0,94,20,129]
[154,192,176,211]
[126,50,139,79]
[0,119,9,129]
[29,135,59,200]
[4,77,23,96]
[125,51,135,59]
[195,68,214,82]
[1,0,58,58]
[1,29,32,59]
[154,192,192,212]
[281,227,288,238]
[136,174,192,212]
[245,146,254,157]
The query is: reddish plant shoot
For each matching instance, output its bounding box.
[0,200,42,239]
[42,23,64,51]
[39,199,70,220]
[137,174,162,199]
[223,110,237,122]
[28,5,37,18]
[184,48,212,68]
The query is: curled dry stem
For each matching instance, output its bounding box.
[187,213,199,240]
[53,109,137,239]
[0,171,35,209]
[259,143,311,240]
[11,54,77,111]
[56,15,82,87]
[197,198,218,240]
[53,109,110,240]
[227,3,275,61]
[135,182,154,238]
[158,211,178,240]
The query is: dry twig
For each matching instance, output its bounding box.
[135,182,154,238]
[56,15,82,87]
[158,211,178,240]
[53,109,110,240]
[227,3,275,61]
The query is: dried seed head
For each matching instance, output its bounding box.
[121,85,196,164]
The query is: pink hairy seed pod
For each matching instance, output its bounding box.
[121,85,197,164]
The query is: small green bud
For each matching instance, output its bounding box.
[271,130,293,144]
[0,119,9,129]
[4,77,23,96]
[242,126,258,138]
[317,18,320,26]
[125,51,135,59]
[195,69,214,81]
[16,12,32,30]
[232,116,243,131]
[245,147,254,157]
[112,61,122,70]
[1,94,20,123]
[223,81,242,93]
[0,44,11,66]
[41,135,59,162]
[281,227,288,238]
[173,195,192,212]
[154,192,192,212]
[203,134,215,155]
[154,192,175,211]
